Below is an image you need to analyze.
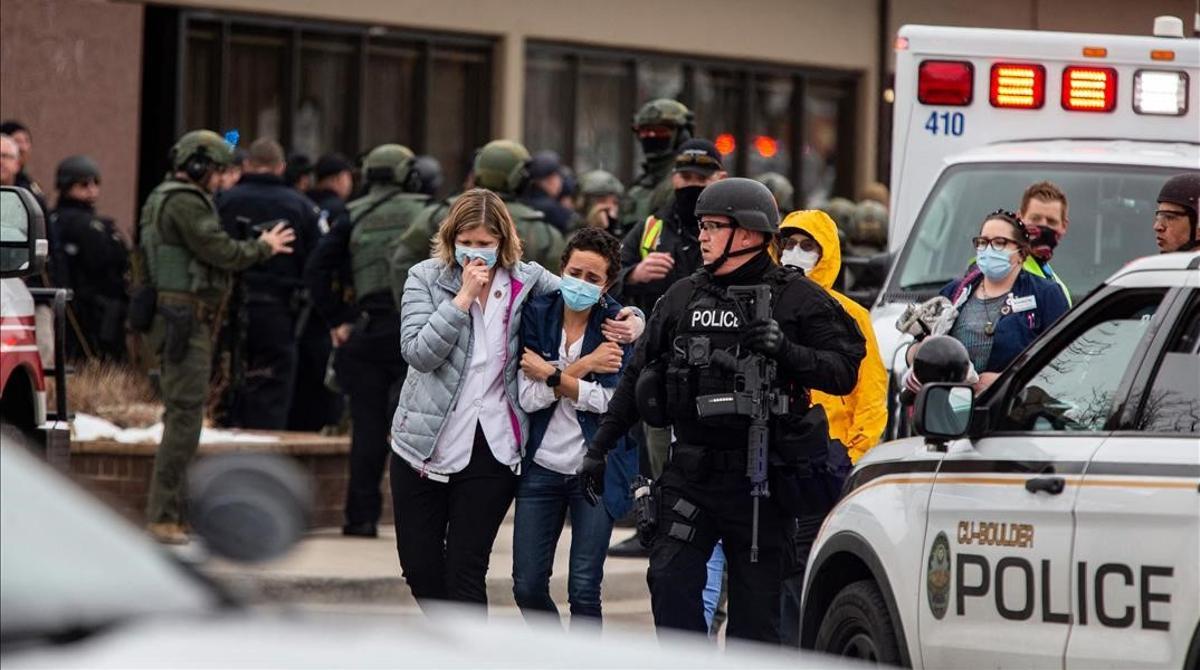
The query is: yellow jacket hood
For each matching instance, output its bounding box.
[779,209,840,289]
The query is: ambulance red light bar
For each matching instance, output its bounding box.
[1062,66,1117,112]
[918,60,973,106]
[989,63,1045,109]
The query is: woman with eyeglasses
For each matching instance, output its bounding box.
[908,210,1069,393]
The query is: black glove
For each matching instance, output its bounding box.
[579,447,607,506]
[744,318,786,358]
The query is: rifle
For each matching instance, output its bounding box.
[693,284,789,563]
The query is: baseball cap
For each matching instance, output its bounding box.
[528,150,562,180]
[673,139,723,176]
[314,153,353,180]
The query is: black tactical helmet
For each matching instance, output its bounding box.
[753,172,795,213]
[55,155,101,191]
[913,336,971,384]
[694,177,781,234]
[1157,172,1200,226]
[413,155,444,196]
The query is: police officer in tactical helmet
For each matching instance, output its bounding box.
[470,139,567,273]
[617,99,695,235]
[138,129,295,544]
[216,138,323,430]
[50,155,130,362]
[412,155,444,197]
[754,172,796,217]
[582,178,866,643]
[305,142,431,537]
[1153,172,1200,253]
[577,170,624,231]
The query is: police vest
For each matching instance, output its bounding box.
[138,179,215,296]
[347,189,429,301]
[639,215,664,259]
[1022,256,1072,307]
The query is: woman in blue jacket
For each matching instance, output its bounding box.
[390,190,644,613]
[512,227,637,626]
[910,209,1069,392]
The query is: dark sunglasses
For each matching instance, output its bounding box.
[781,236,820,252]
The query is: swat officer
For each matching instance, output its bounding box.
[519,150,577,233]
[389,139,566,296]
[137,129,294,544]
[581,178,865,643]
[617,99,694,236]
[50,155,130,362]
[753,172,795,217]
[217,138,322,430]
[305,143,431,537]
[577,169,624,231]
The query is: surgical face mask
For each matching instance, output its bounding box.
[560,274,603,312]
[455,245,498,269]
[976,246,1015,281]
[781,247,820,273]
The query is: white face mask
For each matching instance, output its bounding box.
[782,248,820,273]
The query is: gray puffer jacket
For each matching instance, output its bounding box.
[390,258,558,464]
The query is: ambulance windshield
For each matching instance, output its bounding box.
[890,163,1171,298]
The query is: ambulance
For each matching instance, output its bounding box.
[872,18,1200,437]
[0,186,57,441]
[801,250,1200,668]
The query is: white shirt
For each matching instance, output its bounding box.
[517,328,614,476]
[400,267,520,480]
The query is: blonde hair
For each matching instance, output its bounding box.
[433,188,523,268]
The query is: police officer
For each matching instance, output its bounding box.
[577,169,624,231]
[137,130,294,544]
[617,99,694,236]
[1153,172,1200,253]
[412,155,444,197]
[288,153,355,432]
[50,155,129,361]
[753,172,795,217]
[581,178,865,642]
[520,150,577,234]
[305,143,431,537]
[217,138,322,430]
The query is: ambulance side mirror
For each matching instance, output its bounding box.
[914,382,974,450]
[0,186,48,279]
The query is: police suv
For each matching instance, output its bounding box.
[801,252,1200,669]
[874,19,1200,437]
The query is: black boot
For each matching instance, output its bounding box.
[607,534,650,558]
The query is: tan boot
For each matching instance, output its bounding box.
[146,522,189,545]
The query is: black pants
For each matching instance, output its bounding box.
[779,512,824,647]
[287,312,343,431]
[235,298,297,429]
[390,424,517,612]
[335,311,406,527]
[647,455,785,644]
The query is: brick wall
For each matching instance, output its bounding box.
[69,433,391,529]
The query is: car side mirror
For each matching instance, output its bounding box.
[913,382,974,450]
[0,186,48,279]
[187,453,313,563]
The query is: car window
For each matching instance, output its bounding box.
[891,163,1170,297]
[1001,290,1165,432]
[1135,296,1200,434]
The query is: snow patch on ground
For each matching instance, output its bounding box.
[71,413,279,444]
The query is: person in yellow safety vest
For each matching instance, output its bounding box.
[779,209,887,464]
[1017,181,1073,306]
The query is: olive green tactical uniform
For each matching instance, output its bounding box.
[618,99,694,235]
[141,178,271,524]
[347,186,431,303]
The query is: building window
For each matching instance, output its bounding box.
[151,8,494,199]
[524,42,859,204]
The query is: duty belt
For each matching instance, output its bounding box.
[158,291,220,325]
[671,443,747,473]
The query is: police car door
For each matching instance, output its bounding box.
[1066,288,1200,670]
[919,287,1173,669]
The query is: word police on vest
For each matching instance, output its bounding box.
[690,308,740,329]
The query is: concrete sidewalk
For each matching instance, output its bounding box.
[205,516,654,628]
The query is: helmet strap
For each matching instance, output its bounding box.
[703,227,768,273]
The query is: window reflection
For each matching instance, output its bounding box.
[748,75,793,177]
[363,44,417,150]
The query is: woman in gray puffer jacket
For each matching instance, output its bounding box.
[389,188,643,612]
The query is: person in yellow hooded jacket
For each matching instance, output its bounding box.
[778,209,887,464]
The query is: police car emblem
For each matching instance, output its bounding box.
[927,531,951,620]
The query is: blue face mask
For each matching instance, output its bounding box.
[455,245,498,269]
[560,274,603,312]
[976,246,1015,281]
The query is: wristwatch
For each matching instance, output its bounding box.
[546,369,562,388]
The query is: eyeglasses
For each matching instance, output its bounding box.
[781,237,820,252]
[1154,209,1188,223]
[972,236,1020,251]
[675,150,721,170]
[698,219,735,233]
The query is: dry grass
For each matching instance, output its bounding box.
[48,360,163,428]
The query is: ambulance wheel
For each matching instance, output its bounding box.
[814,579,901,664]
